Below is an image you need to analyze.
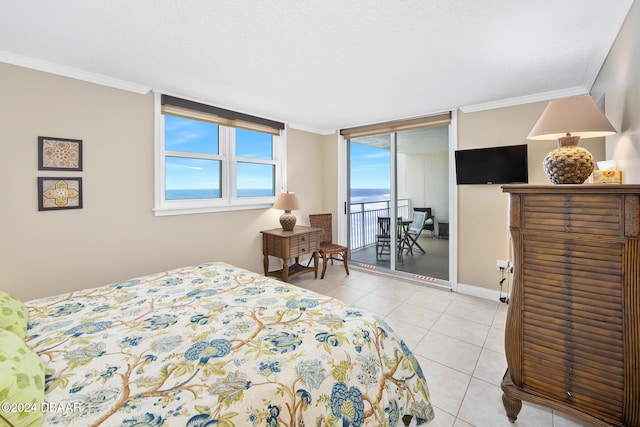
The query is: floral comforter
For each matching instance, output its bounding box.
[26,262,434,426]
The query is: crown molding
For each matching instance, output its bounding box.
[0,50,151,95]
[459,87,589,113]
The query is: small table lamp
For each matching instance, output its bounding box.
[273,192,301,231]
[528,95,617,184]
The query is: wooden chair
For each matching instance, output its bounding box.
[375,216,392,262]
[309,213,349,279]
[376,217,404,263]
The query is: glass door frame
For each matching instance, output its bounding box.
[337,110,458,290]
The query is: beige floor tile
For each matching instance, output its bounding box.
[408,287,456,313]
[371,282,418,301]
[492,303,508,329]
[444,299,498,326]
[414,331,482,375]
[430,314,491,347]
[457,378,553,427]
[387,301,443,329]
[483,326,506,355]
[452,419,474,427]
[383,317,428,350]
[352,293,403,316]
[417,356,471,417]
[427,407,457,427]
[341,276,384,293]
[325,285,369,304]
[473,347,507,387]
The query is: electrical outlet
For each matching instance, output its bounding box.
[496,259,509,271]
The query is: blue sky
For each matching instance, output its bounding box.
[350,141,390,189]
[164,115,273,191]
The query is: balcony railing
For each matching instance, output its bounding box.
[350,198,409,250]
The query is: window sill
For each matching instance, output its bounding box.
[153,202,273,216]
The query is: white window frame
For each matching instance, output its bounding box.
[153,92,286,216]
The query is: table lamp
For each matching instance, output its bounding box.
[527,95,617,184]
[273,191,301,231]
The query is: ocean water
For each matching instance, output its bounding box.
[350,188,390,213]
[166,188,390,202]
[166,188,274,200]
[350,188,390,203]
[349,189,391,247]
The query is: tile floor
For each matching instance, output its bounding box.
[290,265,595,427]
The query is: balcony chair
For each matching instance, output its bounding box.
[375,216,404,263]
[405,210,427,255]
[414,207,435,236]
[309,213,349,279]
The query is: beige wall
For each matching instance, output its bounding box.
[592,0,640,183]
[0,63,324,301]
[320,132,340,218]
[456,103,605,291]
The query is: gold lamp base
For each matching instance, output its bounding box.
[542,136,594,184]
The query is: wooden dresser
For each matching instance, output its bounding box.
[260,226,320,282]
[501,185,640,427]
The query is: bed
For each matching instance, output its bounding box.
[16,262,434,426]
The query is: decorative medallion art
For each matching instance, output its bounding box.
[38,136,83,171]
[37,177,83,211]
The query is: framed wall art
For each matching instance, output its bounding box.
[38,136,83,171]
[37,177,83,211]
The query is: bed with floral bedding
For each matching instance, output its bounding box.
[23,262,434,426]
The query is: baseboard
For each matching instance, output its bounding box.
[457,282,510,303]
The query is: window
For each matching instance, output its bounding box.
[154,94,286,216]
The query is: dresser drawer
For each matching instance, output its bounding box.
[521,194,622,237]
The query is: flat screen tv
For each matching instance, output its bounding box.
[455,144,528,185]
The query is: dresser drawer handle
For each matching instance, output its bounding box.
[566,391,572,398]
[301,236,306,241]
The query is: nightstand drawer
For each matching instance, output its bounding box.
[289,233,318,257]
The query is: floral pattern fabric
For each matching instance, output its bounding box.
[26,262,434,426]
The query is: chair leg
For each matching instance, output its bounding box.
[407,235,426,254]
[412,236,426,253]
[320,253,328,279]
[342,249,349,275]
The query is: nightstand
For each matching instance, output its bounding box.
[260,226,321,282]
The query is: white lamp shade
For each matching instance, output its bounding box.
[528,95,617,140]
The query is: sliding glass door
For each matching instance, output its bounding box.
[348,133,396,269]
[347,125,450,282]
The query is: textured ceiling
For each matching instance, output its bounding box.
[0,0,633,134]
